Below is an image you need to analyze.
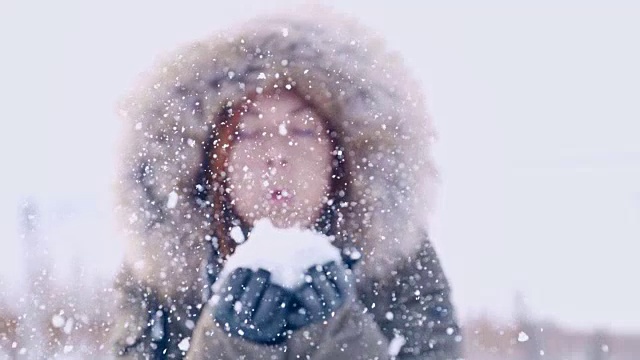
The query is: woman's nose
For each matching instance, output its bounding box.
[264,139,289,168]
[266,157,288,168]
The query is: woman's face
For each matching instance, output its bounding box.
[227,93,333,229]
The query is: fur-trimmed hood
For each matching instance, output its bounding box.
[116,9,439,299]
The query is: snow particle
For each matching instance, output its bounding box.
[230,226,245,244]
[388,334,406,356]
[278,123,288,136]
[63,318,74,334]
[233,301,243,313]
[281,28,289,37]
[348,249,362,261]
[51,314,65,328]
[518,331,530,342]
[209,294,221,306]
[134,260,145,270]
[178,337,191,352]
[167,191,179,209]
[128,213,138,224]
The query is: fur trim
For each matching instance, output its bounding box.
[116,8,439,298]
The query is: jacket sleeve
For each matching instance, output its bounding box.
[187,282,390,360]
[360,239,463,360]
[185,297,288,360]
[109,265,168,359]
[284,294,391,360]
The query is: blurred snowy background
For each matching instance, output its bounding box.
[1,1,639,358]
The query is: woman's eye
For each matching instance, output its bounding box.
[290,128,316,138]
[237,130,260,140]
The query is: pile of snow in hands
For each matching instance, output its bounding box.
[216,218,342,290]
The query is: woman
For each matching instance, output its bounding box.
[112,10,461,360]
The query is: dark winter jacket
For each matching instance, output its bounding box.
[111,9,461,360]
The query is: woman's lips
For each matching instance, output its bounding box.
[270,189,292,202]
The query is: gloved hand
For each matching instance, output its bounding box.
[287,261,355,330]
[213,268,291,345]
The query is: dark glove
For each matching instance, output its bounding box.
[286,261,355,330]
[213,268,291,345]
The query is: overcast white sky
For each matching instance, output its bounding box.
[1,1,639,333]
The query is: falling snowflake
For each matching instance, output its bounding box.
[178,337,191,352]
[230,226,245,244]
[518,331,530,342]
[388,334,406,356]
[167,191,178,209]
[51,314,65,328]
